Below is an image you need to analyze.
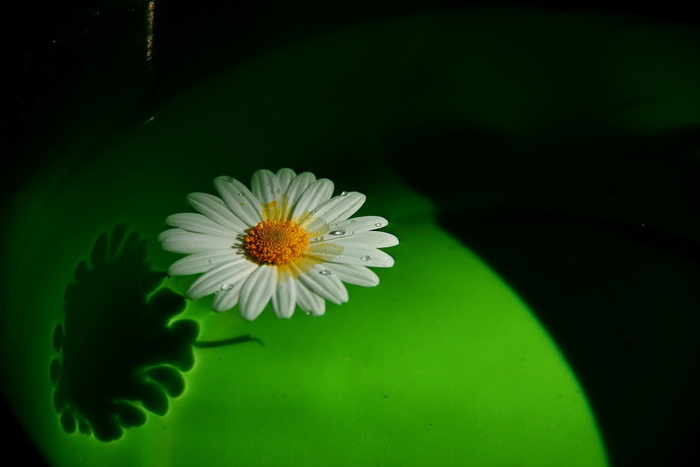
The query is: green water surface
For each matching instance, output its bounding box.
[4,6,700,467]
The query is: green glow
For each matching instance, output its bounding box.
[3,9,660,466]
[2,176,605,466]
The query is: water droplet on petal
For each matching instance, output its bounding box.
[313,236,325,241]
[221,283,233,291]
[375,222,383,227]
[361,255,371,261]
[319,269,332,275]
[329,230,346,235]
[311,209,317,214]
[340,191,348,196]
[237,192,243,196]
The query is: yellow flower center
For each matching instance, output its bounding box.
[244,219,310,265]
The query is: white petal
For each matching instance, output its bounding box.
[160,229,236,254]
[305,242,345,262]
[295,283,326,316]
[299,192,366,233]
[271,279,297,318]
[276,168,296,192]
[187,192,249,232]
[251,169,283,207]
[325,231,399,248]
[296,265,349,305]
[327,246,395,268]
[239,265,277,320]
[324,263,380,287]
[214,176,263,227]
[291,178,334,221]
[285,172,316,209]
[168,250,239,276]
[212,280,244,312]
[322,192,366,223]
[329,216,389,235]
[187,258,257,300]
[166,213,239,238]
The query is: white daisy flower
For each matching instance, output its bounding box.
[159,168,398,320]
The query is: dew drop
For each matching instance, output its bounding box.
[319,269,333,275]
[311,209,317,214]
[329,230,346,235]
[237,192,243,196]
[221,283,233,291]
[361,255,371,261]
[375,222,383,227]
[313,236,325,241]
[340,191,348,196]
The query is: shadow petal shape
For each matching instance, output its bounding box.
[50,224,200,442]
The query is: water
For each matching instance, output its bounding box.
[5,4,700,467]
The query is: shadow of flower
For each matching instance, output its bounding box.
[49,224,199,442]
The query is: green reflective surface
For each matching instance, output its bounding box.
[3,4,700,467]
[3,168,605,466]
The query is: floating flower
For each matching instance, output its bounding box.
[159,168,398,320]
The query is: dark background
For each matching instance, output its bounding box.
[2,1,700,466]
[3,0,700,194]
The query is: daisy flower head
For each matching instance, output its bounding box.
[159,169,398,321]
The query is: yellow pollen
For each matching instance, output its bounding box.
[244,219,309,265]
